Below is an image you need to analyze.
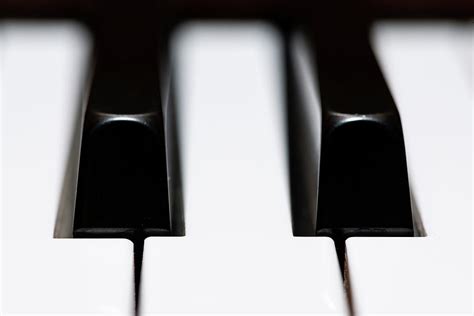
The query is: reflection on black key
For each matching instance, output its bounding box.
[286,30,414,270]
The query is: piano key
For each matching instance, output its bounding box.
[140,23,348,313]
[286,27,414,271]
[142,237,346,313]
[346,22,472,313]
[73,19,184,239]
[1,22,134,313]
[71,23,184,305]
[3,240,134,314]
[2,22,89,240]
[315,34,414,240]
[73,56,172,239]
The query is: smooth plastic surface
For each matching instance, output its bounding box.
[74,43,174,239]
[346,22,473,314]
[1,22,134,314]
[286,28,414,242]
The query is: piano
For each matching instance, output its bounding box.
[1,0,472,314]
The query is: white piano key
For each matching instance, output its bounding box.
[174,23,293,238]
[347,238,472,314]
[346,22,473,314]
[142,237,345,313]
[1,22,134,314]
[3,239,134,314]
[2,22,88,239]
[140,23,348,314]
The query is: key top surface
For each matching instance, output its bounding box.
[1,22,135,314]
[73,43,174,239]
[287,29,414,240]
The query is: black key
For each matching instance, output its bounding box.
[285,30,414,269]
[73,63,166,238]
[72,38,184,309]
[73,6,184,306]
[73,44,184,239]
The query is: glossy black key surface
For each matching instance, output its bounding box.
[73,62,169,238]
[73,33,183,239]
[286,29,414,253]
[73,26,184,307]
[316,36,413,239]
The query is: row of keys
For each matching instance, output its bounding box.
[1,21,472,314]
[74,21,415,272]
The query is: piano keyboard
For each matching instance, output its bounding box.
[1,21,472,314]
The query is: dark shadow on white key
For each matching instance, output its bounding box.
[53,24,92,238]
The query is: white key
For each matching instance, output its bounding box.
[346,22,473,314]
[140,23,348,314]
[1,22,134,314]
[3,239,133,314]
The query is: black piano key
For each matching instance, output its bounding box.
[73,42,183,239]
[316,37,414,239]
[72,38,184,309]
[286,29,414,263]
[74,62,167,238]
